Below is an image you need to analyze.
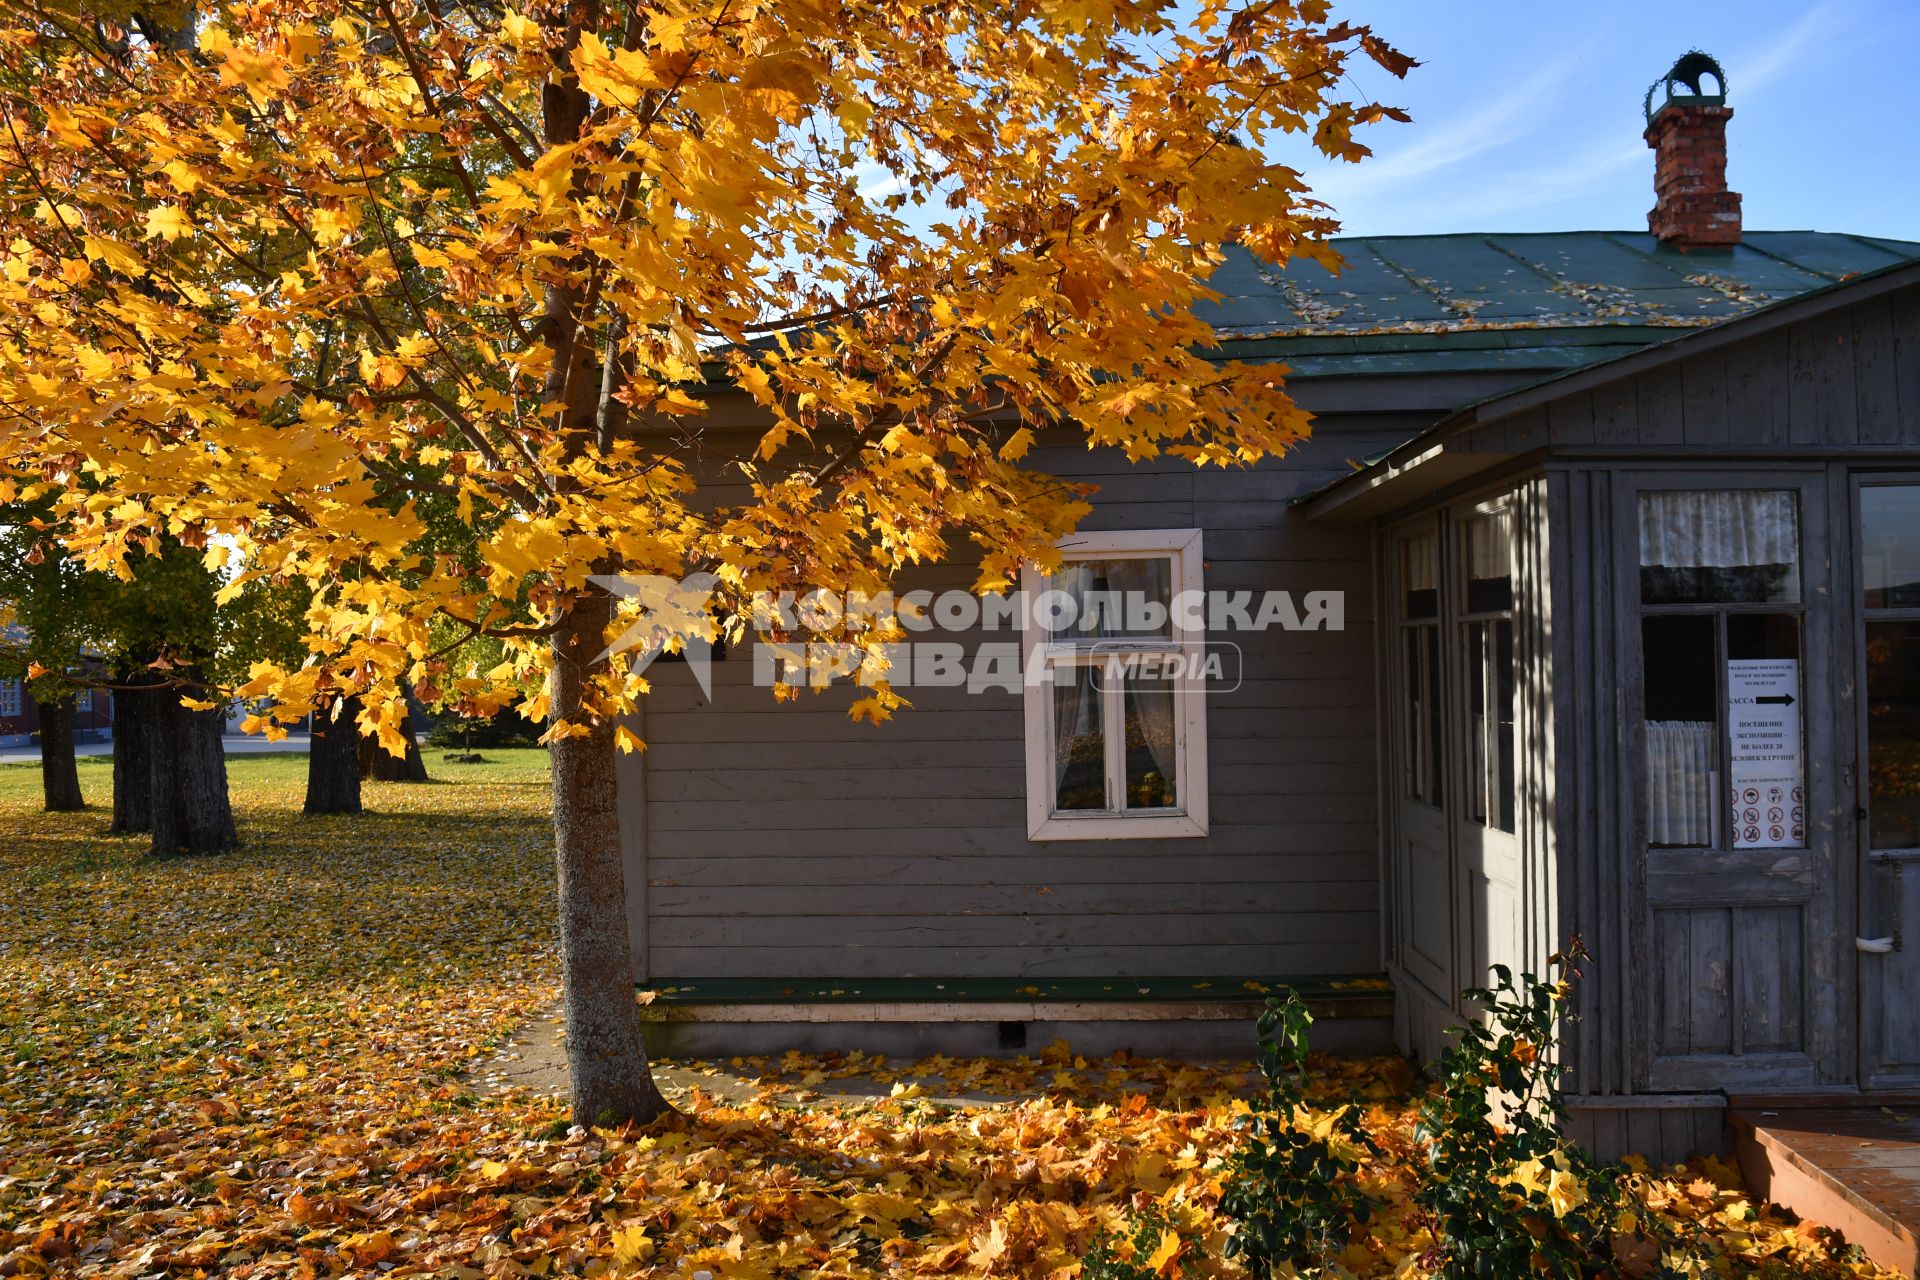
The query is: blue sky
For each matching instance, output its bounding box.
[1281,0,1920,241]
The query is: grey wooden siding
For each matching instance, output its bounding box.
[620,413,1425,981]
[1449,287,1920,456]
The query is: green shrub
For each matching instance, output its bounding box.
[1216,995,1382,1277]
[1080,1206,1183,1280]
[1413,947,1626,1279]
[425,709,544,749]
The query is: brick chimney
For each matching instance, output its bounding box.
[1643,51,1741,249]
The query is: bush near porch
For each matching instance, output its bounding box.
[0,753,1896,1279]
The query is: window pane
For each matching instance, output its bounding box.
[1464,619,1516,832]
[1494,619,1516,832]
[1047,558,1173,640]
[1463,510,1513,613]
[1644,615,1717,848]
[1726,615,1804,849]
[1861,485,1920,609]
[1052,664,1106,811]
[1403,626,1443,808]
[1122,676,1178,810]
[1639,490,1800,604]
[1424,628,1444,812]
[1866,620,1920,849]
[1466,621,1486,825]
[1403,531,1439,620]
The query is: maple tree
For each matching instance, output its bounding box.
[0,510,110,811]
[0,0,1416,1123]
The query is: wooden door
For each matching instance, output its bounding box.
[1388,519,1455,1002]
[1623,472,1850,1092]
[1452,500,1524,999]
[1854,475,1920,1088]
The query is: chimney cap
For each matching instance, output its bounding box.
[1644,50,1728,123]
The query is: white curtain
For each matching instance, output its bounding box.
[1052,664,1103,809]
[1639,490,1797,569]
[1403,531,1438,593]
[1125,681,1179,807]
[1048,559,1169,639]
[1647,720,1715,846]
[1468,510,1513,583]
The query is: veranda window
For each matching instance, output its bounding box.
[1399,528,1443,809]
[1461,508,1516,833]
[1021,529,1208,840]
[1639,489,1806,850]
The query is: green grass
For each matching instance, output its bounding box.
[0,745,549,807]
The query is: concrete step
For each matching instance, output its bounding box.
[1730,1101,1920,1276]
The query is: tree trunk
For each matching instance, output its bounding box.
[148,690,238,856]
[304,696,363,815]
[552,588,672,1127]
[110,681,156,834]
[360,702,429,781]
[36,694,85,811]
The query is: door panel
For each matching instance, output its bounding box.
[1389,521,1457,1003]
[1454,504,1524,998]
[1402,825,1453,996]
[1861,853,1920,1084]
[1626,474,1845,1092]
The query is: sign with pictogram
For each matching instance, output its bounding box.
[1728,659,1804,849]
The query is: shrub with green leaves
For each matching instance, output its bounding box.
[1216,995,1382,1277]
[1080,1206,1184,1280]
[1413,947,1627,1279]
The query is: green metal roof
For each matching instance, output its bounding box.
[1200,230,1920,378]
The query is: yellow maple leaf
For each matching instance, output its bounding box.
[609,1223,654,1264]
[1144,1228,1182,1273]
[144,206,192,242]
[499,10,543,47]
[967,1218,1008,1269]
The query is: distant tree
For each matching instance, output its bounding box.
[218,572,369,816]
[305,693,363,814]
[100,546,237,856]
[359,697,429,783]
[0,510,111,811]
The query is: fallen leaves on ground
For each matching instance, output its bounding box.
[0,752,1900,1278]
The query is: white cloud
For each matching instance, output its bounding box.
[1313,51,1583,199]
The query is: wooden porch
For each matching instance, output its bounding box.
[1732,1096,1920,1275]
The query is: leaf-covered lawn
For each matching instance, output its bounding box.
[0,754,1898,1279]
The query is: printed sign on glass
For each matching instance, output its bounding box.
[1727,658,1804,848]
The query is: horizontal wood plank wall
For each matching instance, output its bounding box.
[621,413,1428,981]
[1514,290,1920,453]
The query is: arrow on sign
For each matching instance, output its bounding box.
[1756,694,1796,706]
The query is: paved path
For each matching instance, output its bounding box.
[0,734,310,764]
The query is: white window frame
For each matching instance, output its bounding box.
[1020,528,1209,841]
[0,679,20,719]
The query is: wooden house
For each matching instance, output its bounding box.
[0,675,113,748]
[617,56,1920,1159]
